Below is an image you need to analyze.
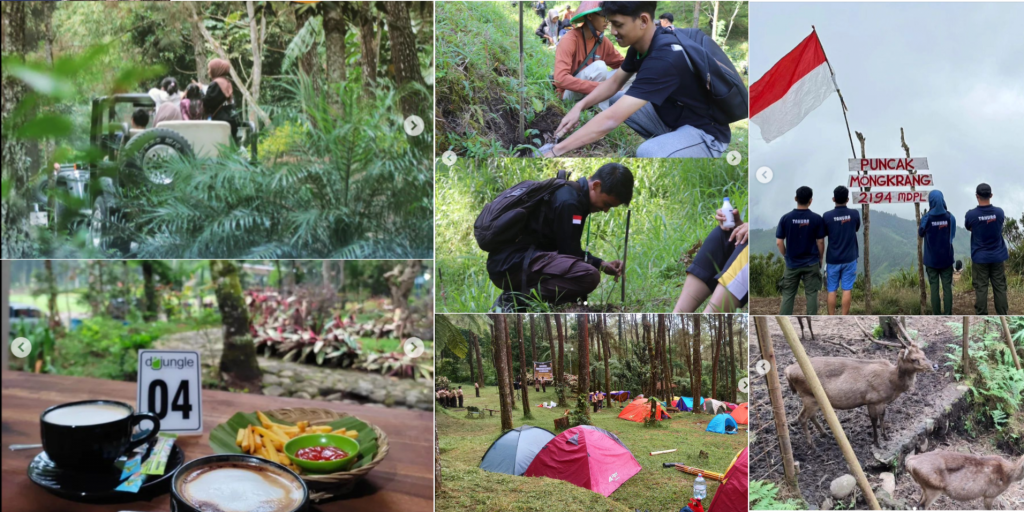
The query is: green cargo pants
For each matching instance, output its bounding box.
[925,266,953,315]
[779,262,822,315]
[973,261,1008,315]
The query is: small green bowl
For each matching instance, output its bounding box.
[283,433,360,473]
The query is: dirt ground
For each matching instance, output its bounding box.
[748,316,1024,510]
[749,289,1023,316]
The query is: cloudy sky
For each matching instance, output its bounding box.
[748,2,1024,229]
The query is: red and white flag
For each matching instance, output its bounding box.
[750,31,836,143]
[572,215,583,225]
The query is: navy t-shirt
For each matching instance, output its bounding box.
[918,211,956,269]
[620,27,730,145]
[776,209,825,269]
[823,206,861,265]
[964,205,1009,264]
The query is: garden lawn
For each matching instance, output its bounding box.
[437,384,747,512]
[10,292,89,315]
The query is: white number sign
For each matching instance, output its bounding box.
[136,350,203,434]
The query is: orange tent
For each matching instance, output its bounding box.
[617,397,672,423]
[730,402,748,425]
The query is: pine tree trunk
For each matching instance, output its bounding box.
[555,315,565,384]
[601,315,612,408]
[142,261,158,322]
[643,316,656,397]
[711,317,721,400]
[658,315,669,399]
[576,314,590,421]
[382,1,426,118]
[545,315,556,382]
[357,3,377,96]
[728,315,736,402]
[529,314,537,363]
[490,314,514,431]
[211,261,262,392]
[294,5,321,86]
[504,317,516,409]
[692,315,702,413]
[517,316,532,418]
[470,330,485,388]
[323,2,348,90]
[691,1,701,29]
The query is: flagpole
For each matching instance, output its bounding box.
[813,26,857,160]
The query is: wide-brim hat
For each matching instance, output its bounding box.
[571,1,602,23]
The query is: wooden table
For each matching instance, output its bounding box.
[1,371,433,511]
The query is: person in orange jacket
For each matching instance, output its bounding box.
[554,1,625,102]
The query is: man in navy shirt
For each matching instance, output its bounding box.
[776,186,825,315]
[823,186,861,315]
[918,190,956,315]
[541,1,731,158]
[964,183,1009,315]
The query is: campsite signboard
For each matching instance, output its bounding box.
[533,361,552,381]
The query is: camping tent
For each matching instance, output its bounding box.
[480,425,556,476]
[618,397,671,422]
[676,396,704,411]
[730,403,749,425]
[702,398,729,415]
[706,413,739,434]
[524,425,641,497]
[708,447,748,512]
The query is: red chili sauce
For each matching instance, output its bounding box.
[295,446,348,462]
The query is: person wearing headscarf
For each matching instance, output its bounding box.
[153,100,184,125]
[918,189,956,314]
[203,58,238,138]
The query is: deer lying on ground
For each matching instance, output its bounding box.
[906,450,1024,509]
[784,337,937,448]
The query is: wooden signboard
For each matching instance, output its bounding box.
[848,158,929,173]
[853,191,930,204]
[533,361,552,381]
[848,173,933,188]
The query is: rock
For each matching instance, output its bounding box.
[879,472,895,495]
[318,386,339,396]
[262,374,282,386]
[404,391,420,408]
[279,370,295,379]
[820,498,833,510]
[875,489,904,509]
[264,385,286,397]
[292,391,312,400]
[956,385,969,392]
[830,474,856,500]
[369,389,387,403]
[924,418,935,434]
[291,373,305,383]
[324,393,344,401]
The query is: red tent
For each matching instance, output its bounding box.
[617,397,671,423]
[730,403,749,425]
[523,425,641,497]
[708,447,748,512]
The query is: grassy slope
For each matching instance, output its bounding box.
[436,158,748,312]
[436,1,749,159]
[9,293,89,315]
[437,385,747,512]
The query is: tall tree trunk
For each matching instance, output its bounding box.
[294,5,321,86]
[711,1,720,41]
[44,260,60,334]
[576,314,591,421]
[643,316,656,397]
[384,260,420,312]
[490,314,514,431]
[142,261,158,322]
[1,1,31,259]
[728,315,737,402]
[555,315,565,383]
[323,2,347,99]
[516,316,532,418]
[545,315,556,381]
[880,316,899,339]
[529,314,537,363]
[382,1,426,118]
[190,16,209,83]
[470,330,485,388]
[356,3,378,96]
[692,315,702,413]
[504,317,516,409]
[711,317,721,400]
[601,315,612,408]
[211,261,262,392]
[245,1,264,128]
[658,315,669,399]
[691,1,701,29]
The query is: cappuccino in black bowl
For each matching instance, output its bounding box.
[172,454,307,512]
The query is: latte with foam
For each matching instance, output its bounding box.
[177,462,304,512]
[43,403,131,426]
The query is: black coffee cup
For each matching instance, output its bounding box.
[40,399,161,471]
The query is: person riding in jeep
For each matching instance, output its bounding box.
[481,163,633,310]
[554,1,625,102]
[541,1,746,158]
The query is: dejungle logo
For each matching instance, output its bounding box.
[143,355,195,371]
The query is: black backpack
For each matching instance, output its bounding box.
[474,170,580,253]
[671,28,749,125]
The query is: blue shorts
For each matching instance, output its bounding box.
[827,260,858,292]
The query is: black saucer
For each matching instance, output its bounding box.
[28,441,184,503]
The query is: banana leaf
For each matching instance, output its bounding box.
[208,410,380,472]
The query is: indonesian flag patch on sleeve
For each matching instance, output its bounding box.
[572,215,583,225]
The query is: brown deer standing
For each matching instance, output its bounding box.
[795,316,814,340]
[785,337,937,448]
[906,450,1024,509]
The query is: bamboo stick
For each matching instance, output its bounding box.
[1000,318,1021,371]
[650,449,677,456]
[776,316,881,510]
[669,464,726,482]
[754,316,797,487]
[621,209,631,303]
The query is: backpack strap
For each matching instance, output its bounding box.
[573,28,604,76]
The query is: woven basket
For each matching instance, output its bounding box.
[264,407,389,501]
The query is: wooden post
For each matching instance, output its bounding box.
[776,316,881,510]
[962,316,971,377]
[901,128,928,314]
[999,318,1022,371]
[754,317,797,487]
[857,131,872,314]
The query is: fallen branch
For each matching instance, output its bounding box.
[822,337,858,354]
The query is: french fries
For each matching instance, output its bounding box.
[234,411,360,474]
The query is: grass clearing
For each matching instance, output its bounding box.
[9,292,89,315]
[437,384,747,512]
[437,158,747,312]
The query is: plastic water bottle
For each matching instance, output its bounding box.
[721,197,736,229]
[694,473,707,500]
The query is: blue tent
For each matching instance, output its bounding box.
[480,425,555,475]
[706,413,739,435]
[675,396,705,411]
